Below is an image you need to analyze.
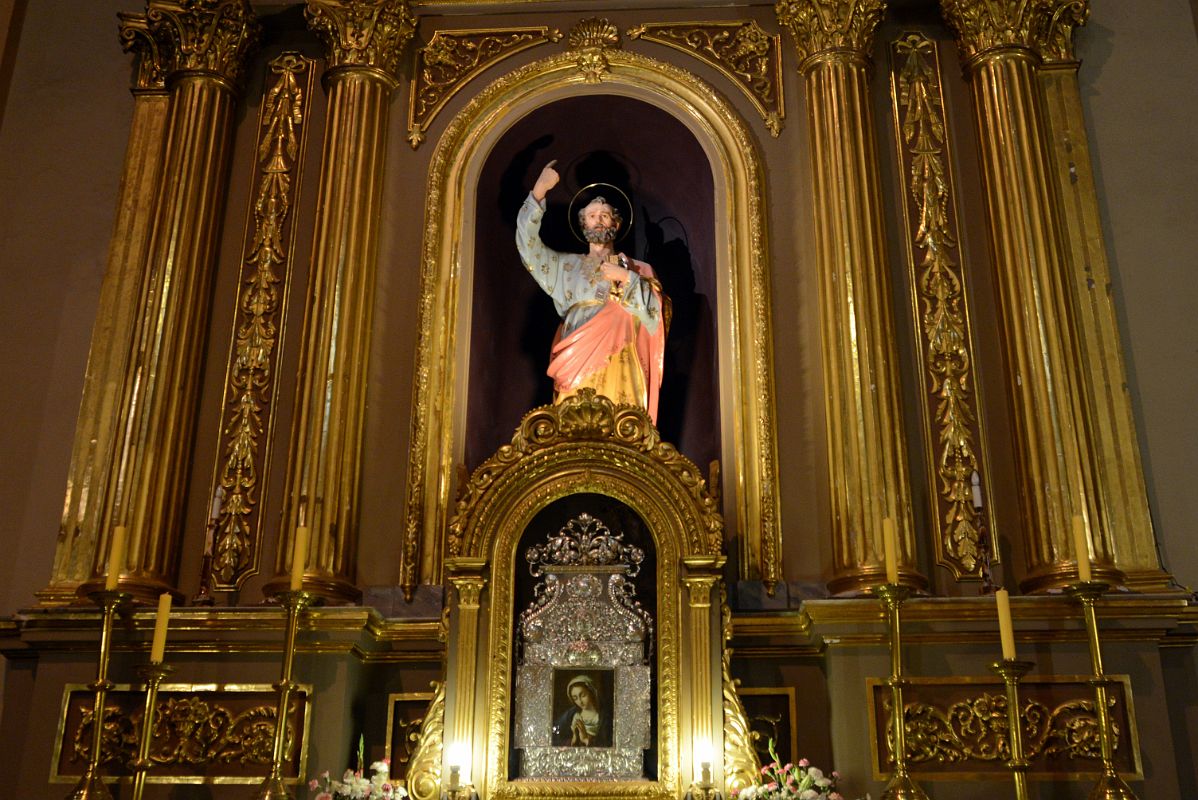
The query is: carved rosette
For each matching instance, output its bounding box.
[145,0,262,87]
[407,27,562,148]
[405,681,446,800]
[118,11,169,93]
[889,33,994,580]
[448,390,724,559]
[628,21,784,136]
[208,53,315,590]
[939,0,1090,64]
[306,0,416,81]
[567,17,621,83]
[775,0,886,64]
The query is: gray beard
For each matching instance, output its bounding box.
[583,225,617,244]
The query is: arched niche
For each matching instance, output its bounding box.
[403,48,781,595]
[442,392,730,800]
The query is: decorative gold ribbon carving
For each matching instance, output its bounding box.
[567,17,621,82]
[939,0,1089,63]
[305,0,416,78]
[208,53,315,590]
[888,33,993,580]
[144,0,262,86]
[628,21,784,137]
[407,27,562,148]
[775,0,886,64]
[720,590,761,796]
[405,681,446,800]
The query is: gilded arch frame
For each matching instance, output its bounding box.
[402,47,781,595]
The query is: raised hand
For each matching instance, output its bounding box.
[532,159,560,202]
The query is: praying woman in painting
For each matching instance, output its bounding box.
[552,674,612,747]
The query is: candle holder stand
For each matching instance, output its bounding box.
[1066,582,1140,800]
[876,584,929,800]
[130,662,175,800]
[989,659,1035,800]
[685,767,722,800]
[439,767,480,800]
[252,590,315,800]
[66,590,132,800]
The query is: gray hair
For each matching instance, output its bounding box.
[577,196,623,229]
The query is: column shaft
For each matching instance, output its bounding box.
[777,0,924,594]
[941,0,1118,591]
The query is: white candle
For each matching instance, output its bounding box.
[290,525,309,592]
[882,517,899,584]
[150,592,172,663]
[995,588,1016,660]
[448,765,460,792]
[209,485,225,522]
[971,471,983,510]
[1072,515,1092,583]
[105,525,127,591]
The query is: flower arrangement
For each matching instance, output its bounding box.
[310,737,407,800]
[734,740,845,800]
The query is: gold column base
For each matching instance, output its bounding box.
[64,771,113,800]
[880,773,929,800]
[1087,772,1140,800]
[250,776,293,800]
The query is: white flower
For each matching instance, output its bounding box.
[798,790,819,800]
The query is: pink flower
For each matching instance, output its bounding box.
[316,794,334,800]
[309,779,320,790]
[761,766,771,775]
[829,794,843,800]
[783,764,793,771]
[798,758,809,768]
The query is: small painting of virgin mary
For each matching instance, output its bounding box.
[550,669,614,748]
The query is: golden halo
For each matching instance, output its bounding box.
[568,182,634,244]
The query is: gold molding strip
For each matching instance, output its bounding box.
[51,683,311,785]
[887,32,995,581]
[627,21,784,137]
[207,52,316,591]
[867,674,1142,780]
[408,26,562,148]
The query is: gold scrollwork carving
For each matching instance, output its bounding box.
[70,696,297,770]
[720,590,761,796]
[888,33,993,580]
[305,0,417,79]
[145,0,262,87]
[407,27,563,149]
[628,21,784,137]
[449,391,724,560]
[939,0,1090,64]
[892,692,1111,766]
[208,52,315,590]
[775,0,886,64]
[567,17,621,83]
[405,681,446,800]
[118,12,169,93]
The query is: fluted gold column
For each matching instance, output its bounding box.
[78,0,260,603]
[39,13,171,606]
[445,561,486,791]
[682,560,722,786]
[776,0,925,594]
[1035,7,1169,591]
[940,0,1120,592]
[267,0,415,602]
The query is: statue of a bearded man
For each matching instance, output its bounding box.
[516,161,667,422]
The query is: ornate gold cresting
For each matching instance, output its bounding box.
[403,45,781,598]
[42,11,172,605]
[407,27,563,148]
[776,0,925,594]
[939,0,1120,592]
[405,681,446,800]
[269,0,414,602]
[719,591,761,797]
[1034,6,1168,591]
[445,391,723,800]
[627,21,784,136]
[77,0,260,604]
[207,52,315,592]
[887,32,995,581]
[567,17,621,83]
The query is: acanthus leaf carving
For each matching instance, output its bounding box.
[305,0,416,80]
[145,0,262,87]
[118,11,169,93]
[404,681,446,800]
[775,0,886,65]
[939,0,1089,64]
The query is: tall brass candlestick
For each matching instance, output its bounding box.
[130,663,175,800]
[989,659,1035,800]
[252,590,314,800]
[875,584,928,800]
[1066,582,1140,800]
[66,590,131,800]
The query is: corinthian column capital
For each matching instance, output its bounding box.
[775,0,886,65]
[118,12,169,93]
[305,0,416,81]
[940,0,1089,64]
[145,0,262,88]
